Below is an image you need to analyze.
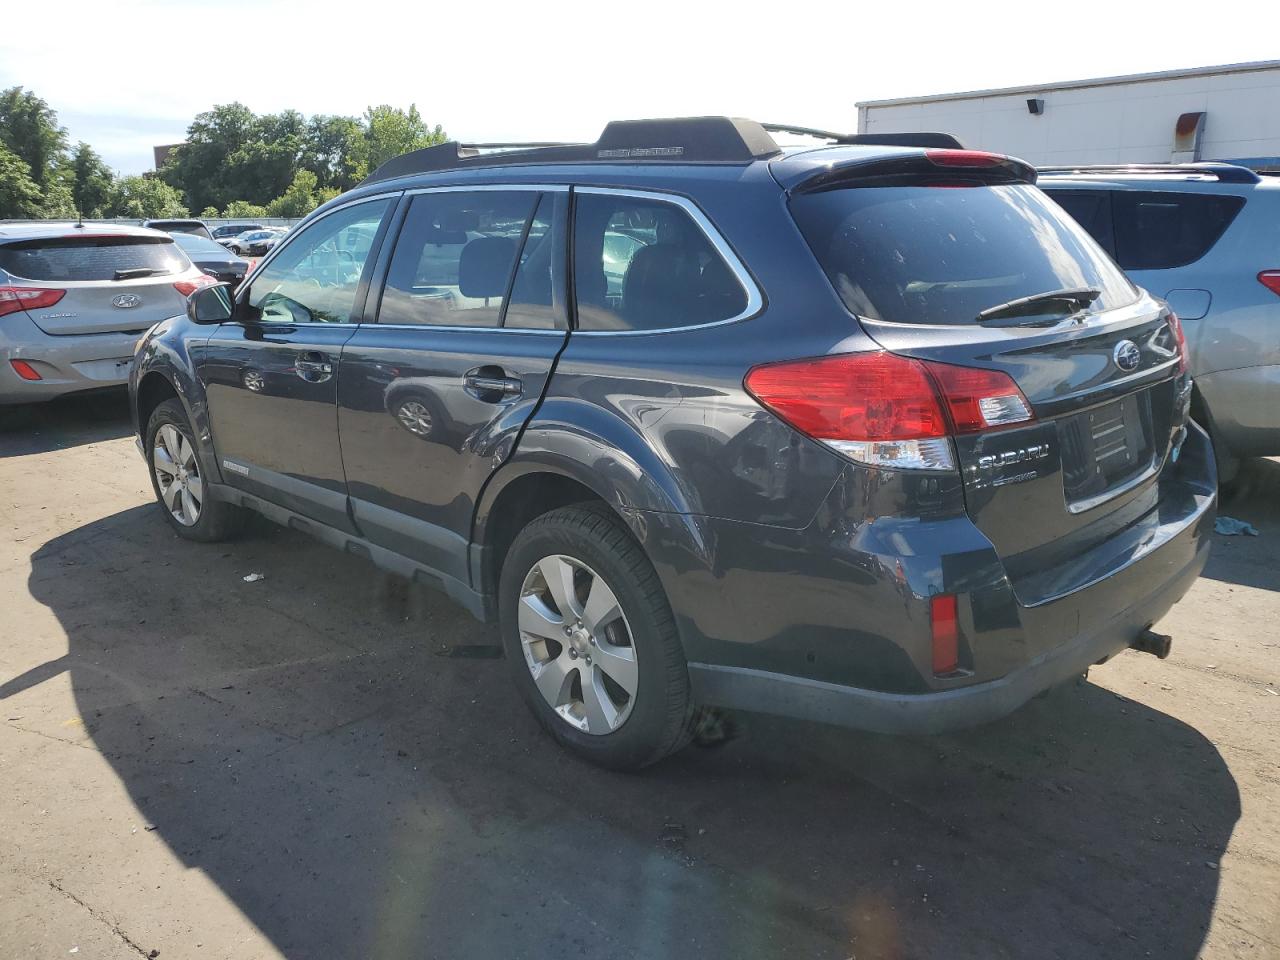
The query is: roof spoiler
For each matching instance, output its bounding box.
[363,117,783,183]
[762,124,966,149]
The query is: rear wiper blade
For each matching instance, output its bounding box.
[975,287,1102,327]
[113,267,165,280]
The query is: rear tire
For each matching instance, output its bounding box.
[498,504,695,770]
[146,398,245,542]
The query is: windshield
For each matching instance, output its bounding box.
[0,234,190,281]
[789,183,1137,326]
[173,233,234,258]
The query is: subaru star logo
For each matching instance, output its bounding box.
[112,293,142,309]
[1112,339,1141,372]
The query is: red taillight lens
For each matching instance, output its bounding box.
[924,362,1033,433]
[744,351,1034,471]
[1258,271,1280,297]
[930,593,959,675]
[1166,311,1188,374]
[173,275,217,297]
[0,286,66,318]
[925,149,1006,167]
[10,359,42,381]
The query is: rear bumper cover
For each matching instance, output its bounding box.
[686,423,1216,735]
[0,315,142,403]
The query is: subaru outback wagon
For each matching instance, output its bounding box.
[130,117,1216,769]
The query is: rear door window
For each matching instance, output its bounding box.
[1109,191,1244,270]
[572,193,749,332]
[378,190,539,328]
[1045,190,1116,256]
[789,183,1136,326]
[0,235,189,281]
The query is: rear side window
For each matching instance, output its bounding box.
[790,183,1136,326]
[572,193,748,332]
[0,235,189,282]
[380,191,539,328]
[1110,191,1244,270]
[1047,190,1115,256]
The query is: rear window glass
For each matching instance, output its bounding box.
[0,235,189,282]
[1110,191,1244,270]
[789,183,1137,326]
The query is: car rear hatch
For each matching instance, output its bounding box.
[0,233,195,335]
[779,149,1191,602]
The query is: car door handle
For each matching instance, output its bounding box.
[464,371,523,400]
[295,352,333,382]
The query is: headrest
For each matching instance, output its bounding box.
[459,236,517,298]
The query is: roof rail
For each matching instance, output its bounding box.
[763,123,965,149]
[1037,162,1261,184]
[363,117,783,184]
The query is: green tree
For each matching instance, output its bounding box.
[360,104,446,174]
[199,205,220,218]
[302,114,365,191]
[315,185,341,207]
[0,86,68,188]
[0,143,44,218]
[221,200,267,218]
[266,169,318,217]
[159,102,258,213]
[114,175,189,219]
[65,142,116,217]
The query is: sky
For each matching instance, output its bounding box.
[1,0,1275,176]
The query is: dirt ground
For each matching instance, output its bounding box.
[1,391,1277,960]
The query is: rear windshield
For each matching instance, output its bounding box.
[790,183,1137,326]
[0,235,189,282]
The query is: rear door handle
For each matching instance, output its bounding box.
[295,351,333,382]
[464,371,523,400]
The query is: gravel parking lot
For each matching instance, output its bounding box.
[2,391,1278,960]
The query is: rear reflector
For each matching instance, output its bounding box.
[1165,311,1188,374]
[930,594,960,675]
[173,275,217,297]
[1258,271,1280,297]
[744,351,1033,471]
[9,359,42,381]
[0,286,66,318]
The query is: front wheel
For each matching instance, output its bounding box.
[498,505,695,770]
[146,398,245,542]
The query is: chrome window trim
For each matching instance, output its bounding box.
[404,183,570,195]
[570,185,764,336]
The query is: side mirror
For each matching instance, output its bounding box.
[187,283,234,325]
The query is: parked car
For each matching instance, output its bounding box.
[212,223,265,246]
[169,232,250,289]
[142,218,214,241]
[1038,162,1280,483]
[1,223,214,403]
[226,228,285,257]
[129,118,1215,769]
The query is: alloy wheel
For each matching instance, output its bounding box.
[153,423,203,526]
[396,400,433,437]
[518,554,638,735]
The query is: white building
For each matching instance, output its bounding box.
[857,60,1280,168]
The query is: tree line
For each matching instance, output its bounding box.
[0,87,447,221]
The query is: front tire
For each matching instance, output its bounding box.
[146,398,245,542]
[498,505,695,770]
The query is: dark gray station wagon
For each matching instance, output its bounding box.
[130,117,1215,769]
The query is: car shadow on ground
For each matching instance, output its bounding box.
[0,389,133,457]
[19,504,1238,960]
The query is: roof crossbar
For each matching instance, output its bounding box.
[363,117,784,184]
[1037,162,1261,184]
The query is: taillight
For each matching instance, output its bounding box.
[930,593,960,675]
[0,286,66,318]
[9,359,42,381]
[1166,311,1188,375]
[1258,271,1280,297]
[744,351,1033,471]
[925,149,1006,167]
[173,275,217,297]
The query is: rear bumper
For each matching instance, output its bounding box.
[680,423,1216,735]
[0,314,143,404]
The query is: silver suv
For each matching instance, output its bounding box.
[0,223,214,403]
[1039,163,1280,481]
